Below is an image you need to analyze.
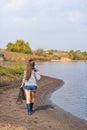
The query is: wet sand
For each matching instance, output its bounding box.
[0,75,87,130]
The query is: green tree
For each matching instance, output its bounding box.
[6,40,32,54]
[68,50,78,60]
[6,42,14,51]
[48,49,54,55]
[82,51,87,56]
[23,42,32,54]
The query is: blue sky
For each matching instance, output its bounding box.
[0,0,87,51]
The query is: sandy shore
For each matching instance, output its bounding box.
[0,75,87,130]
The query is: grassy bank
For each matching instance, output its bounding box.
[0,66,24,78]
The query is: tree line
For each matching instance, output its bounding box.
[6,40,87,60]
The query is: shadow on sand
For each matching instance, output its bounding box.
[33,104,54,113]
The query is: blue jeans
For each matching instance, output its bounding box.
[24,85,37,91]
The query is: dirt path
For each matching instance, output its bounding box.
[0,76,87,130]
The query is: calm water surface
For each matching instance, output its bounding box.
[37,61,87,120]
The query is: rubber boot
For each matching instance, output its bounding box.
[26,104,32,115]
[31,103,34,112]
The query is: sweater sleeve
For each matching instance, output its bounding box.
[34,72,41,80]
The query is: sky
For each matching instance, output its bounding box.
[0,0,87,51]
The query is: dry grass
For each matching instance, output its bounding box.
[0,49,49,62]
[0,123,25,130]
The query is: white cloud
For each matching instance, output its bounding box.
[15,17,39,23]
[3,0,28,11]
[67,12,82,24]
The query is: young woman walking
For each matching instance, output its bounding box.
[20,59,41,115]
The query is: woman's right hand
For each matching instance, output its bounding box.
[20,82,25,88]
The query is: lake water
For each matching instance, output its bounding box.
[36,61,87,121]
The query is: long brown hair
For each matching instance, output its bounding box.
[25,59,35,80]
